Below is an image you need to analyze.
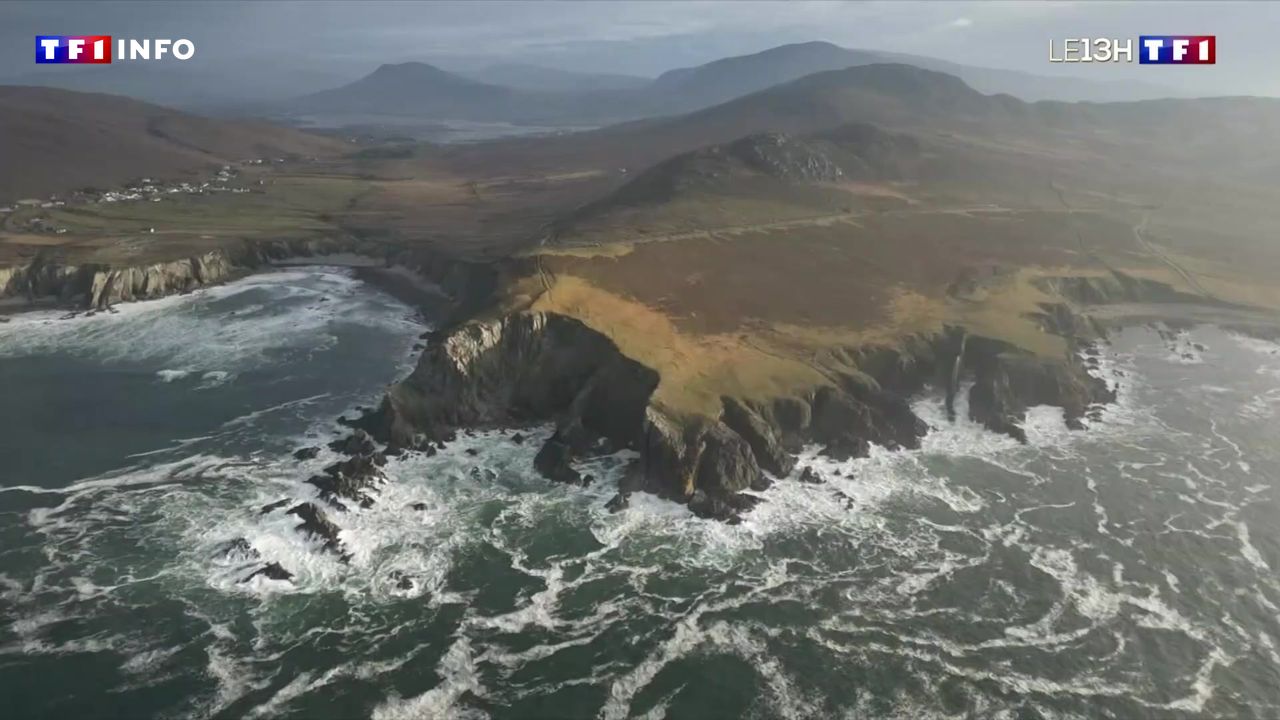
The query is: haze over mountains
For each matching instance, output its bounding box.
[464,64,649,92]
[277,41,1181,127]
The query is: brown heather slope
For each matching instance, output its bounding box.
[0,86,345,203]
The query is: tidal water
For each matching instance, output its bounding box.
[1,268,1279,719]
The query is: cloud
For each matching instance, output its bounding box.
[950,17,974,28]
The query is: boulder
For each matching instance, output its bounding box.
[215,537,259,562]
[328,430,376,456]
[308,452,387,508]
[389,570,415,591]
[687,489,762,524]
[605,492,630,513]
[533,436,587,486]
[241,562,293,583]
[259,498,291,515]
[287,502,349,561]
[798,467,825,484]
[293,446,321,461]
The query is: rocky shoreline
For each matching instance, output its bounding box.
[349,302,1117,523]
[0,245,1214,536]
[0,237,389,312]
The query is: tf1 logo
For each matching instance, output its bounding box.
[35,36,196,64]
[1048,35,1215,64]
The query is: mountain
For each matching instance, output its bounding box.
[644,41,1176,113]
[279,41,1179,130]
[290,62,526,119]
[466,63,650,92]
[648,41,887,110]
[871,49,1177,103]
[450,63,1018,174]
[0,86,344,203]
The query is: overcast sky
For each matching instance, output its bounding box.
[1,1,1275,98]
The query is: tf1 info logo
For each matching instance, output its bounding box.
[1049,36,1215,64]
[35,36,196,64]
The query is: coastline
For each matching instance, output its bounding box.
[7,243,1280,523]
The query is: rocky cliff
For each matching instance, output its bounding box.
[0,237,370,309]
[361,297,1114,522]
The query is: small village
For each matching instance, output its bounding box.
[0,160,285,235]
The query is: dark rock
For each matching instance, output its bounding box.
[695,422,763,495]
[750,473,773,492]
[835,492,858,510]
[409,502,429,511]
[967,343,1114,442]
[811,385,925,459]
[688,489,740,523]
[605,492,630,513]
[798,467,825,484]
[259,498,291,515]
[821,437,870,462]
[215,537,259,562]
[328,429,376,456]
[534,436,586,485]
[721,397,795,477]
[293,446,321,461]
[287,502,349,561]
[465,448,479,456]
[510,432,525,445]
[389,570,415,591]
[309,452,387,508]
[384,445,407,458]
[240,562,293,583]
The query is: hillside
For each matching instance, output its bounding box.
[291,62,521,119]
[0,86,344,203]
[277,41,1180,130]
[447,62,1280,184]
[550,125,935,243]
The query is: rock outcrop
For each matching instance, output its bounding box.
[288,502,350,561]
[965,338,1115,440]
[359,295,1113,524]
[241,562,294,583]
[0,237,369,309]
[307,431,388,509]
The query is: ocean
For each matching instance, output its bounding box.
[2,267,1278,719]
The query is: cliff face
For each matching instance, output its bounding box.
[0,237,364,309]
[363,299,1113,522]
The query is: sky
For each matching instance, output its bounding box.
[0,1,1275,102]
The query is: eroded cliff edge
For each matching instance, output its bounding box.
[361,276,1126,522]
[0,237,374,310]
